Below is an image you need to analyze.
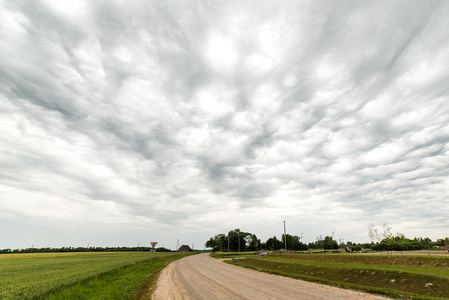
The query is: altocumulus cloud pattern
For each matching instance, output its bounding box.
[1,0,449,249]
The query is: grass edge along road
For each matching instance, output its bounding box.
[0,251,194,299]
[212,252,449,299]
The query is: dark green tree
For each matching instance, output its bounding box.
[266,236,283,250]
[281,234,304,250]
[227,229,256,251]
[244,233,261,250]
[437,238,449,247]
[320,236,339,250]
[206,234,227,251]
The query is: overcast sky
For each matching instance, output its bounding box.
[1,0,449,250]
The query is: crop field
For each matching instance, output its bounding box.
[215,252,449,299]
[0,251,190,299]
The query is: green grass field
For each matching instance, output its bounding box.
[0,251,191,299]
[213,252,449,299]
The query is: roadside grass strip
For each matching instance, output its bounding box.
[227,254,449,299]
[210,251,250,258]
[260,256,449,278]
[0,252,191,299]
[277,254,449,270]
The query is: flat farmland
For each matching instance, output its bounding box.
[0,251,189,299]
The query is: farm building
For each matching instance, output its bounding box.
[178,245,192,252]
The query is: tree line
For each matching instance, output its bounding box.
[205,228,309,251]
[206,225,448,252]
[0,246,172,254]
[366,223,442,251]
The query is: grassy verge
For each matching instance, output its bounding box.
[220,253,449,299]
[210,251,255,258]
[260,255,449,278]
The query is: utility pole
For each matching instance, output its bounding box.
[238,232,240,252]
[228,235,230,252]
[283,220,287,250]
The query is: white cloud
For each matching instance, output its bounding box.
[205,33,239,71]
[42,0,88,18]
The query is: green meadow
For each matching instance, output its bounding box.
[214,252,449,299]
[0,251,191,299]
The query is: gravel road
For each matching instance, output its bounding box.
[152,253,390,300]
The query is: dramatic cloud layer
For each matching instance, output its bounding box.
[1,0,449,249]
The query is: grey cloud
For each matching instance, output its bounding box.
[1,0,449,249]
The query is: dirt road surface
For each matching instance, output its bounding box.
[153,253,390,300]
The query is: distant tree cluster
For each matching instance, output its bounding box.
[0,246,172,254]
[367,223,435,251]
[265,235,308,251]
[205,228,308,251]
[371,236,432,251]
[205,229,260,252]
[206,225,447,253]
[436,237,449,247]
[308,235,339,250]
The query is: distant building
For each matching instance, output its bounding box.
[178,245,192,252]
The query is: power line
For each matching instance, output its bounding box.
[252,221,283,235]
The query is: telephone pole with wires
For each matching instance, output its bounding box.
[283,220,287,250]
